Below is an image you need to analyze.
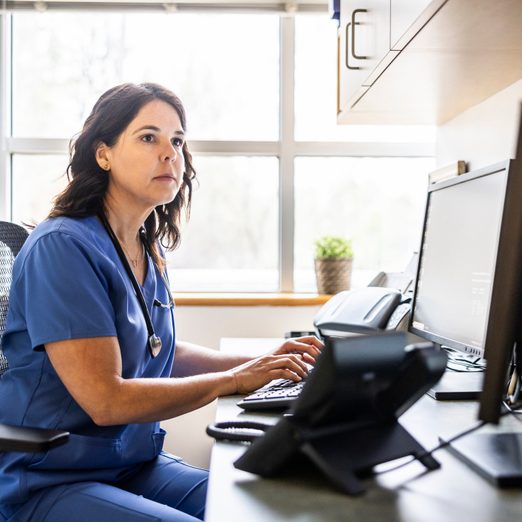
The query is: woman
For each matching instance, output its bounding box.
[0,83,323,521]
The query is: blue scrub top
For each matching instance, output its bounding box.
[0,216,176,505]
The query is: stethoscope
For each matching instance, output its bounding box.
[100,214,174,358]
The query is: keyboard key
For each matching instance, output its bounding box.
[237,377,307,410]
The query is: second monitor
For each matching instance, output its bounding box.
[409,160,513,399]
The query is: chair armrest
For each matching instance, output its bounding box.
[0,423,69,452]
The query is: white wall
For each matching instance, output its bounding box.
[174,305,321,350]
[437,79,522,170]
[161,304,322,468]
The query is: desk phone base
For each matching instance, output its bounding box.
[443,432,522,487]
[235,416,440,496]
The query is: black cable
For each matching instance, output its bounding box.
[441,346,485,372]
[374,410,514,477]
[502,401,522,419]
[206,421,272,442]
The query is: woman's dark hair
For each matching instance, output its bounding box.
[49,82,196,271]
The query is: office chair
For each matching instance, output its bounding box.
[0,221,69,452]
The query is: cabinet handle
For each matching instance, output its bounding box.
[345,22,360,70]
[351,8,368,60]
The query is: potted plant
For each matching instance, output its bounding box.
[314,235,354,295]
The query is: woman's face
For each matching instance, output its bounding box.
[98,99,186,212]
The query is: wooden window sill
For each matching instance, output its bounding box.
[172,292,332,307]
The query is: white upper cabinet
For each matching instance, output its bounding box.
[337,0,522,124]
[338,0,397,116]
[390,0,434,50]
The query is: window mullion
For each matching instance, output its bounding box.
[279,14,295,293]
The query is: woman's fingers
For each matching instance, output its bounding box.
[292,341,322,360]
[275,336,324,361]
[270,353,309,378]
[294,335,324,348]
[232,350,316,394]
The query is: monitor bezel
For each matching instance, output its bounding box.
[478,126,522,422]
[408,160,513,359]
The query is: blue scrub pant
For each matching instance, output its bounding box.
[0,453,208,522]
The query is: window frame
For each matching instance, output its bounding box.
[0,10,434,293]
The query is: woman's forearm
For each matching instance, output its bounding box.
[96,371,237,425]
[171,340,253,377]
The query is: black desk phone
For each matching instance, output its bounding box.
[232,331,446,495]
[313,255,418,337]
[314,252,419,337]
[313,283,413,337]
[313,287,411,336]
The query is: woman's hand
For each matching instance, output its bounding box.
[270,335,324,365]
[229,336,324,394]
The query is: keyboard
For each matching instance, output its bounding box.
[237,377,306,411]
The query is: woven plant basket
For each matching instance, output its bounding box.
[314,258,353,295]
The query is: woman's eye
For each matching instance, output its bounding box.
[141,134,155,143]
[171,137,184,148]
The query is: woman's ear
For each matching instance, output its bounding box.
[95,142,111,172]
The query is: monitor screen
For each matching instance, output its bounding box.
[410,163,510,358]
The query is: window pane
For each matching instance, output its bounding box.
[12,12,279,140]
[294,15,435,143]
[167,156,279,292]
[294,157,435,292]
[11,155,69,225]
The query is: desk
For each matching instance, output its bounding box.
[205,338,522,522]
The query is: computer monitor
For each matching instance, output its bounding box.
[408,160,518,400]
[443,106,522,487]
[410,161,512,359]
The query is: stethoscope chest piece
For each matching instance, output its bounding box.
[100,214,167,360]
[149,335,162,358]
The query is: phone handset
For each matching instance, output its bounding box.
[385,300,412,331]
[313,287,403,336]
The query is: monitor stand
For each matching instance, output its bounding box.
[441,432,522,487]
[427,370,484,400]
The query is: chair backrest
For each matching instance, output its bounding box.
[0,222,29,376]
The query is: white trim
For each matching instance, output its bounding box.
[293,141,435,157]
[279,15,295,292]
[182,141,278,156]
[7,138,434,157]
[7,138,69,154]
[3,1,328,13]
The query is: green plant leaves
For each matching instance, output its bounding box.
[314,235,353,260]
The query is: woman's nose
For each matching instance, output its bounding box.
[163,143,177,162]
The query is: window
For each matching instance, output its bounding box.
[170,156,279,292]
[12,12,279,141]
[3,8,435,293]
[294,157,433,292]
[11,154,68,224]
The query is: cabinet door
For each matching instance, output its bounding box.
[390,0,434,50]
[338,0,390,113]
